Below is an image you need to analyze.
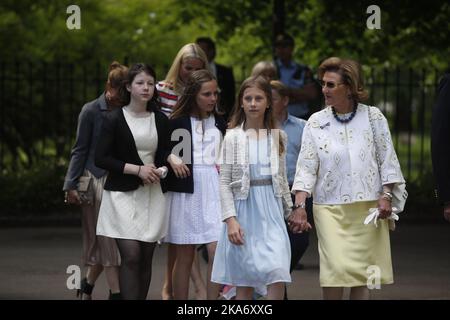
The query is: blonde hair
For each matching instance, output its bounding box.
[162,43,210,95]
[251,61,277,81]
[318,57,368,102]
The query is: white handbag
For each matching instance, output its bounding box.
[368,107,408,213]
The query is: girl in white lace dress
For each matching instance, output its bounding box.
[164,70,227,300]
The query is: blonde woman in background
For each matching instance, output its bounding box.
[156,43,210,116]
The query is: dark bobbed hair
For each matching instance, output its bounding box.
[122,63,160,111]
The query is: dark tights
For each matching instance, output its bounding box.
[115,239,156,300]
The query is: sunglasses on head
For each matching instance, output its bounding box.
[319,80,344,89]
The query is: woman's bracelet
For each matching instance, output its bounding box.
[137,166,141,176]
[381,191,393,202]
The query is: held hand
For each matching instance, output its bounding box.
[288,208,312,233]
[226,217,245,245]
[444,204,450,222]
[65,190,81,205]
[139,164,160,184]
[377,197,392,219]
[168,154,191,179]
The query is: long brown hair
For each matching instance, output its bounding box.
[229,76,284,155]
[170,69,218,119]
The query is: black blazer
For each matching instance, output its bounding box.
[431,73,450,204]
[95,108,171,192]
[166,114,227,193]
[216,63,235,121]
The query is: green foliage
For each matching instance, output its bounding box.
[1,1,448,73]
[0,163,67,216]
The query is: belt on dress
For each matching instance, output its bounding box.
[249,179,272,186]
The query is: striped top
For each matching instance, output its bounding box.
[156,81,179,116]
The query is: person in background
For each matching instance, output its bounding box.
[196,37,235,121]
[63,61,127,300]
[270,80,312,298]
[274,33,320,120]
[251,61,278,82]
[157,43,210,117]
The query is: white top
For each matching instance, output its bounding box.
[96,110,168,242]
[292,104,405,205]
[191,115,221,166]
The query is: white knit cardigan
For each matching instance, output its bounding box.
[218,125,293,221]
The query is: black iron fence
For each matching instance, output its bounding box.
[0,61,445,183]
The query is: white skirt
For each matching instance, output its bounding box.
[164,165,222,244]
[97,183,168,243]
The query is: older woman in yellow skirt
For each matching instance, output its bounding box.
[288,57,405,300]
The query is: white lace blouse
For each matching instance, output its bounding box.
[291,104,405,205]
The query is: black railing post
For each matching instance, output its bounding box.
[369,66,375,103]
[68,63,75,156]
[382,67,388,114]
[55,61,61,166]
[42,61,48,163]
[0,62,4,171]
[96,61,101,96]
[407,68,413,180]
[28,61,34,166]
[394,67,400,150]
[419,68,426,177]
[13,60,20,170]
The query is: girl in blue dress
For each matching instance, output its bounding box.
[211,76,294,300]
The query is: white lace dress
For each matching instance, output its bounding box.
[96,109,168,243]
[164,115,222,244]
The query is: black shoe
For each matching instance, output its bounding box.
[77,278,94,300]
[108,290,122,300]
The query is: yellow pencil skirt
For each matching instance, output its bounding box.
[313,201,393,287]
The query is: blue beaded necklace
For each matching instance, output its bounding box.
[331,104,357,124]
